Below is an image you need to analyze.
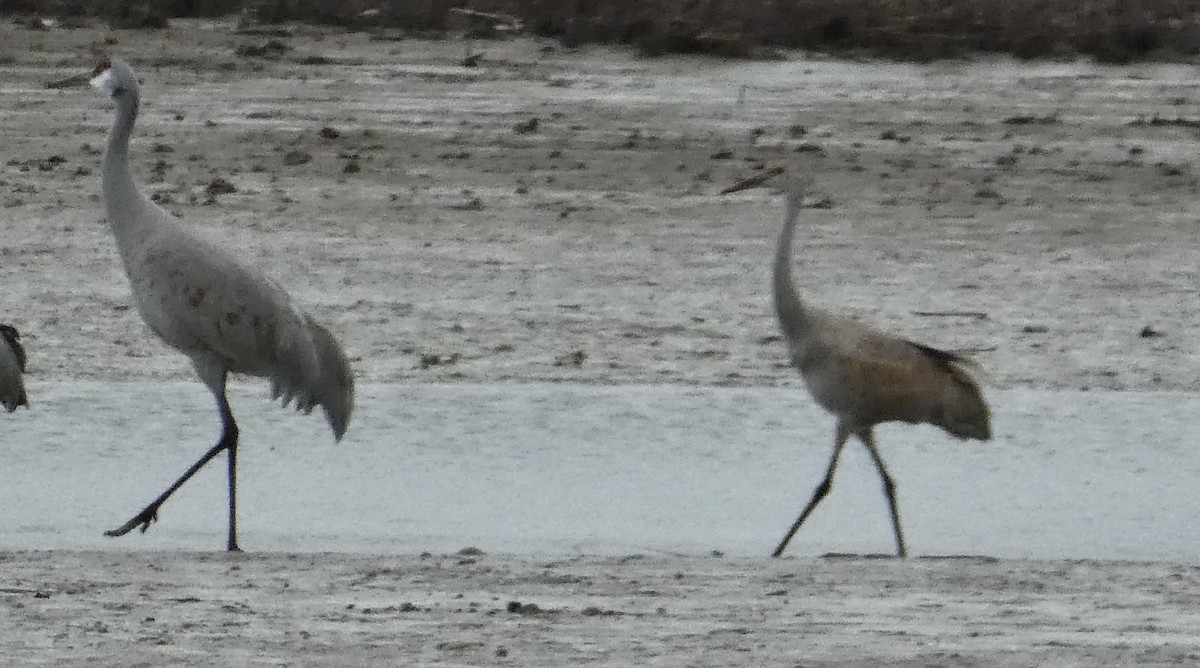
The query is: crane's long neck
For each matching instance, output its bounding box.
[773,196,816,340]
[101,93,153,247]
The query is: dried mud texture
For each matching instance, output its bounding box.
[3,22,1200,392]
[3,550,1200,667]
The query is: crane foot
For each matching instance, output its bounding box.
[104,508,159,537]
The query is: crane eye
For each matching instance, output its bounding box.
[93,59,112,76]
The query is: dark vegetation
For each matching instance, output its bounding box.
[6,0,1200,63]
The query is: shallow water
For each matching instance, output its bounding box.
[3,380,1196,562]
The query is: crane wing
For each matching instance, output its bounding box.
[798,318,990,439]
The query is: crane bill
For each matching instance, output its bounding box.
[720,165,786,194]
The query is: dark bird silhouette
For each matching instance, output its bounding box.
[0,324,28,412]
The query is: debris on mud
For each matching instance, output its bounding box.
[204,177,237,203]
[513,117,539,134]
[419,352,461,369]
[1002,114,1059,126]
[506,601,547,615]
[554,350,587,367]
[282,150,312,166]
[236,40,290,59]
[1129,115,1200,129]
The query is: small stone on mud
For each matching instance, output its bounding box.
[205,177,237,198]
[237,40,289,59]
[507,601,542,615]
[513,117,539,134]
[553,350,586,367]
[282,150,312,166]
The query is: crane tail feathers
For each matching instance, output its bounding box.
[264,316,353,439]
[306,316,354,441]
[907,341,984,380]
[907,340,992,441]
[945,354,988,384]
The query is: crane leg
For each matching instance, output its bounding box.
[223,399,241,552]
[860,429,907,558]
[105,392,243,552]
[771,423,850,558]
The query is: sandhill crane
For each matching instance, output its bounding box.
[91,59,354,552]
[0,324,28,412]
[747,184,992,558]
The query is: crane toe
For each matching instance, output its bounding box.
[104,508,159,537]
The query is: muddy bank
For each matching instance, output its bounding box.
[3,21,1199,392]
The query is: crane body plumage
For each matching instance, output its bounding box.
[769,187,991,558]
[783,314,989,439]
[0,324,28,412]
[118,220,344,427]
[92,59,353,550]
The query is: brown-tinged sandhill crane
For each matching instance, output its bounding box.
[0,324,28,412]
[742,184,992,558]
[91,59,354,552]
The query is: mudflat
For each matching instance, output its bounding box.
[3,19,1200,666]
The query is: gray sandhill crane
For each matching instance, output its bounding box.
[91,59,354,552]
[748,184,991,558]
[0,324,28,412]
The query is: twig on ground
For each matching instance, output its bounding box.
[450,8,523,33]
[913,311,990,320]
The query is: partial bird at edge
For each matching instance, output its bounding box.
[0,324,29,412]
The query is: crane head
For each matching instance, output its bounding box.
[90,59,137,100]
[720,168,818,213]
[90,59,118,96]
